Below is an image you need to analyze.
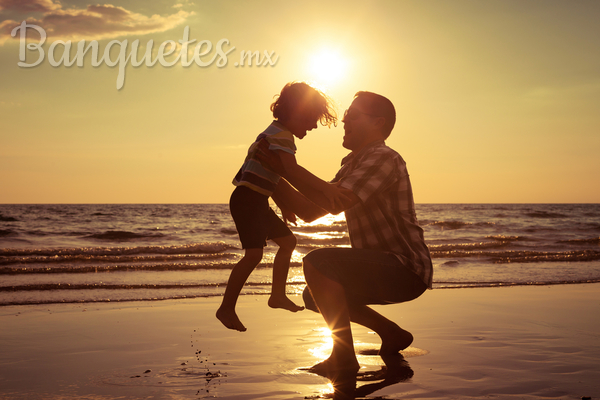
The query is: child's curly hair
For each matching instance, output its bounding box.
[270,82,337,127]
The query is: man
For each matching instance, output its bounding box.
[261,91,433,376]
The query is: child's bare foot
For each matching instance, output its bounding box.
[268,295,305,312]
[379,327,413,355]
[216,306,247,332]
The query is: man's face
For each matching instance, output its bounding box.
[342,97,377,151]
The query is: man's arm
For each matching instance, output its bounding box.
[276,151,355,212]
[257,140,360,214]
[272,179,329,223]
[280,158,359,214]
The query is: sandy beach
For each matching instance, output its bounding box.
[1,284,599,399]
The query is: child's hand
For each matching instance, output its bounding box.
[281,207,297,226]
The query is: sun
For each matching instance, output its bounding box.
[307,49,349,89]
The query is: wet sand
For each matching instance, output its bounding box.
[1,284,599,399]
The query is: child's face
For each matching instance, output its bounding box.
[286,111,319,139]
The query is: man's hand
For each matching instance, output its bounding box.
[321,182,358,214]
[326,184,361,215]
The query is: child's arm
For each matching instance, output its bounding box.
[271,191,297,225]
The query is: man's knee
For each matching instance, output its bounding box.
[302,286,319,313]
[302,257,321,286]
[302,256,323,312]
[302,257,311,273]
[303,248,330,265]
[302,248,328,279]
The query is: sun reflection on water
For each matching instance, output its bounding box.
[308,327,334,361]
[298,213,346,227]
[292,213,349,247]
[318,382,335,398]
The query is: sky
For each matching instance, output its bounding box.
[0,0,599,204]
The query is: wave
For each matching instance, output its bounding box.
[0,252,238,266]
[2,279,598,307]
[0,296,224,307]
[424,220,496,230]
[485,235,528,241]
[428,241,515,251]
[3,242,598,272]
[0,215,18,222]
[434,279,600,289]
[583,223,600,231]
[8,279,599,294]
[0,281,305,292]
[85,230,168,241]
[559,237,600,245]
[0,242,236,257]
[430,249,600,263]
[524,211,568,219]
[0,229,17,237]
[0,261,303,275]
[584,212,600,218]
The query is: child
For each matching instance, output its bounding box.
[216,82,339,332]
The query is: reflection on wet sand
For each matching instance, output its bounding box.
[306,353,414,399]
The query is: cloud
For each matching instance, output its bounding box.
[0,0,193,43]
[521,80,600,110]
[0,0,60,13]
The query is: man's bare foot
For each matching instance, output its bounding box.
[307,357,360,379]
[379,326,413,355]
[268,295,305,312]
[216,306,247,332]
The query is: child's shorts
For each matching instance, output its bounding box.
[229,185,293,249]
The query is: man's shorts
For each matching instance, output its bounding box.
[302,248,427,309]
[229,185,293,249]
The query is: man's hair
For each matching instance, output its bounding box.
[271,82,337,127]
[354,91,396,139]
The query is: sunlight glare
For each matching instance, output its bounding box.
[296,213,345,227]
[308,49,349,88]
[308,327,334,360]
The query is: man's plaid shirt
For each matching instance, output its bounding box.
[334,140,433,288]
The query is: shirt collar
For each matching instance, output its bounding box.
[271,120,287,131]
[341,140,385,166]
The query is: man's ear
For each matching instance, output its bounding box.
[373,116,387,135]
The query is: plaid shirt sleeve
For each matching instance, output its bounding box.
[337,147,397,203]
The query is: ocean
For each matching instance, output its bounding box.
[1,203,599,307]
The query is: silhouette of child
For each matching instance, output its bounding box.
[216,82,340,331]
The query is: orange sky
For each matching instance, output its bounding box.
[1,0,599,203]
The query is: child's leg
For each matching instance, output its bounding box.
[268,234,304,312]
[216,247,263,331]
